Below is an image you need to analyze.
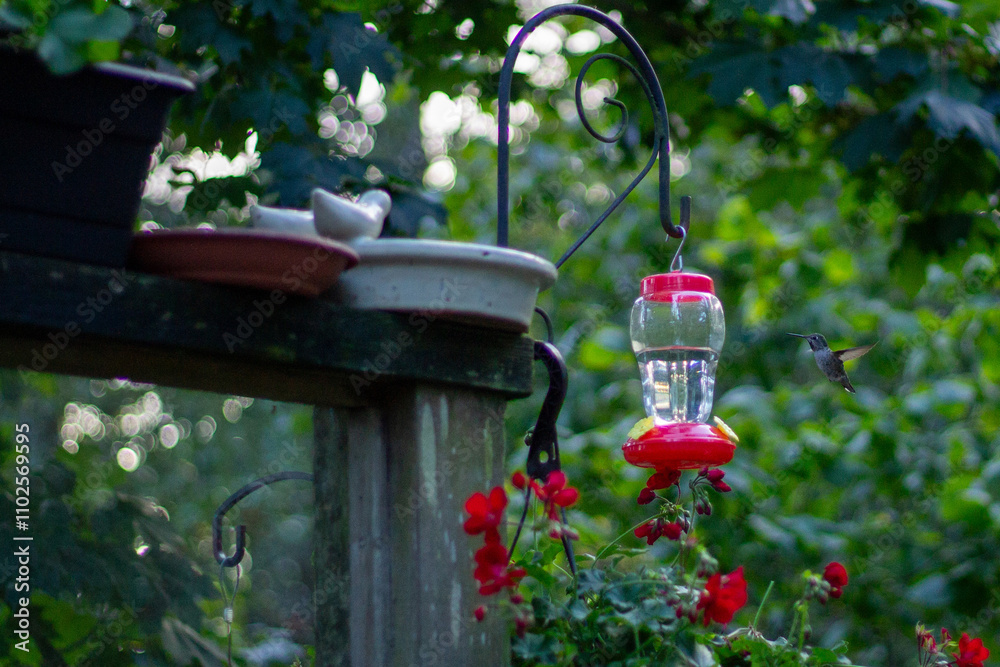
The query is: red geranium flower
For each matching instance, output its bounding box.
[954,633,990,667]
[634,518,682,545]
[463,487,507,543]
[646,469,681,490]
[822,562,849,599]
[634,519,659,544]
[533,470,579,521]
[697,566,748,626]
[637,487,656,505]
[473,542,526,596]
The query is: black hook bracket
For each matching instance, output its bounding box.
[526,340,568,480]
[213,471,314,568]
[497,3,690,271]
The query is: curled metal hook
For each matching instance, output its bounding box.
[670,195,692,272]
[497,3,686,270]
[575,53,638,144]
[525,341,567,481]
[670,227,686,272]
[213,471,313,568]
[534,306,555,344]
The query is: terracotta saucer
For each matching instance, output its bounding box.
[128,229,359,297]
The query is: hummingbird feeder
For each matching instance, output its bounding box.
[494,4,737,479]
[623,266,736,469]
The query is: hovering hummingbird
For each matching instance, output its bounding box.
[788,333,878,393]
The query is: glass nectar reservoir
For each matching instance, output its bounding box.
[623,271,735,469]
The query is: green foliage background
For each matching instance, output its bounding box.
[2,0,1000,664]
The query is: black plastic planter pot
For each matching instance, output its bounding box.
[0,49,194,266]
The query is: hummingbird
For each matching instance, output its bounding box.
[788,333,878,393]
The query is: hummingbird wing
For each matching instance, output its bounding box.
[834,341,878,361]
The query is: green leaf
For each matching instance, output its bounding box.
[835,113,908,170]
[765,0,815,24]
[86,38,119,62]
[307,12,400,97]
[0,1,37,29]
[775,44,856,106]
[384,188,447,237]
[689,45,783,107]
[248,0,303,22]
[172,4,250,64]
[36,33,87,73]
[896,90,1000,156]
[181,175,261,213]
[512,632,561,663]
[49,5,132,44]
[874,47,928,81]
[231,88,312,138]
[520,560,559,588]
[918,0,959,17]
[745,166,824,211]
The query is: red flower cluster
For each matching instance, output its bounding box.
[637,468,681,505]
[463,485,525,598]
[917,626,989,667]
[473,542,526,596]
[463,487,507,544]
[513,470,579,520]
[918,626,948,654]
[822,562,848,599]
[648,469,682,490]
[634,518,683,545]
[703,467,731,493]
[955,633,990,667]
[697,566,748,626]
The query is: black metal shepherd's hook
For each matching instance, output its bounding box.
[511,337,577,577]
[503,5,689,581]
[213,471,314,568]
[496,3,691,268]
[525,340,567,481]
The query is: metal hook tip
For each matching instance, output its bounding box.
[669,225,687,273]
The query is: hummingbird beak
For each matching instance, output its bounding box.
[787,333,807,338]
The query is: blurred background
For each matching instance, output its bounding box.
[2,0,999,664]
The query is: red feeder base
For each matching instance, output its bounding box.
[623,422,735,470]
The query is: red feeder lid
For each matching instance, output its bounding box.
[622,422,735,470]
[641,272,715,298]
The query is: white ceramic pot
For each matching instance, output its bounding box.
[331,239,558,332]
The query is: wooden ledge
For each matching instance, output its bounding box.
[0,251,535,406]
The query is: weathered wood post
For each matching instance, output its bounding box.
[314,387,510,666]
[311,322,536,667]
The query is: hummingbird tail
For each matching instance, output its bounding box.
[842,378,856,393]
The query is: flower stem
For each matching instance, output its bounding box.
[507,486,533,565]
[591,517,657,566]
[751,580,774,630]
[796,602,809,651]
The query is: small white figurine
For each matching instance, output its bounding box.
[249,204,317,236]
[312,188,391,242]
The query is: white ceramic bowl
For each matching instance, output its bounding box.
[331,239,558,332]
